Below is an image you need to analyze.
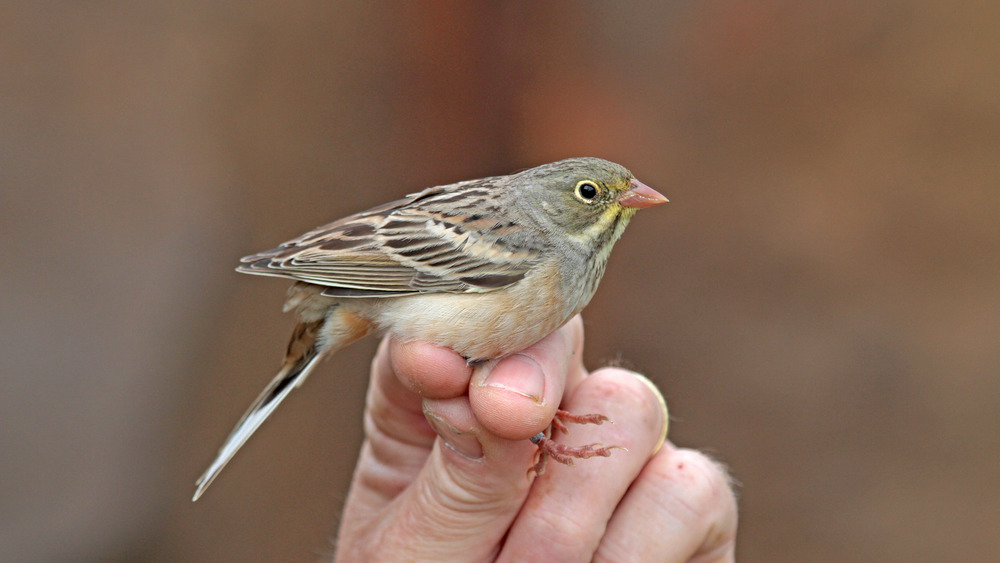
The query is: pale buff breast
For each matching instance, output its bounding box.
[364,260,578,361]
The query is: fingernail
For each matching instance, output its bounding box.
[424,410,484,460]
[634,373,669,454]
[480,354,545,402]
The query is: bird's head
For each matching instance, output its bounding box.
[517,157,667,251]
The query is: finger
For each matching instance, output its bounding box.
[337,327,581,562]
[341,395,539,562]
[498,368,669,562]
[338,337,470,526]
[343,323,584,558]
[390,337,473,399]
[469,317,587,441]
[595,445,738,563]
[341,318,581,526]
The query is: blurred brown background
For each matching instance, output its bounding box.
[2,2,997,561]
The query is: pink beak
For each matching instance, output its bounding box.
[618,179,668,209]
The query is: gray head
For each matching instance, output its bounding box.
[512,157,666,249]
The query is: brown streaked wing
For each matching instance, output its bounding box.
[236,178,542,296]
[238,192,434,264]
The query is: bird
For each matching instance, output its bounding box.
[193,157,667,500]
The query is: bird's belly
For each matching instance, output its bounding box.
[372,267,575,361]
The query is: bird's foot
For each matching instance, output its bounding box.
[528,410,624,476]
[550,409,610,434]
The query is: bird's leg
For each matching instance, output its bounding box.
[528,410,623,476]
[551,409,610,434]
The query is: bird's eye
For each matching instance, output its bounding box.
[575,181,600,202]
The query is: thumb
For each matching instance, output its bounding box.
[337,330,577,562]
[398,395,538,556]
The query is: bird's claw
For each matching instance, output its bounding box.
[528,410,622,476]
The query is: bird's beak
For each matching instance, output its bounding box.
[618,179,668,209]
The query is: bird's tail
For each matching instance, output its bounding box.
[193,319,323,501]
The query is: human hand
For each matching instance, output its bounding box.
[334,315,737,562]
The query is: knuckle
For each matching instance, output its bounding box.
[588,367,661,413]
[523,507,596,559]
[649,448,736,525]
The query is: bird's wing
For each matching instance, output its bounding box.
[237,181,543,296]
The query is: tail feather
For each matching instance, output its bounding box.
[193,321,322,501]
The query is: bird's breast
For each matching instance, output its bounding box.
[370,260,578,361]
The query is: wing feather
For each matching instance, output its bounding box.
[237,179,543,296]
